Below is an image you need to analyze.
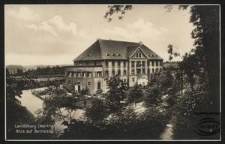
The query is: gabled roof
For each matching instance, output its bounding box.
[73,39,163,61]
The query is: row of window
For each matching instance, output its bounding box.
[67,71,102,78]
[131,68,162,75]
[106,53,121,56]
[135,53,142,58]
[67,80,93,86]
[67,67,162,78]
[105,70,127,77]
[105,60,162,68]
[105,61,126,67]
[75,61,101,66]
[75,60,163,67]
[131,61,162,67]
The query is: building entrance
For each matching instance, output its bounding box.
[97,81,101,89]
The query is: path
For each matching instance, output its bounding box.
[160,123,173,140]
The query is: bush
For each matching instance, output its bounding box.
[60,107,169,139]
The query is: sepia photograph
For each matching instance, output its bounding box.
[5,4,221,141]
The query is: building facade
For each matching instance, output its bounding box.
[65,39,163,94]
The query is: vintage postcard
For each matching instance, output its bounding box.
[4,4,221,141]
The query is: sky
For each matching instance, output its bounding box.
[5,4,195,66]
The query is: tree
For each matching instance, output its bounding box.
[189,6,220,111]
[38,86,79,125]
[85,98,108,123]
[6,71,36,139]
[144,84,161,107]
[105,75,127,114]
[128,83,143,108]
[16,68,23,76]
[104,5,132,22]
[166,4,220,111]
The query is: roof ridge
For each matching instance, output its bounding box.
[98,38,139,44]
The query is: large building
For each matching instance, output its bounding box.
[65,39,163,94]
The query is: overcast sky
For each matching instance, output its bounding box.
[5,5,195,66]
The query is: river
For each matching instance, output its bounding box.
[17,88,44,117]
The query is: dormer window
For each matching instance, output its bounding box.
[106,53,110,56]
[112,54,115,56]
[117,54,121,56]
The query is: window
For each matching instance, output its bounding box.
[132,78,135,82]
[117,54,121,56]
[131,61,134,67]
[112,70,115,76]
[97,72,101,77]
[118,61,120,67]
[105,61,108,67]
[82,72,85,77]
[112,61,115,67]
[106,53,109,56]
[160,68,162,72]
[124,79,126,83]
[131,70,134,74]
[156,61,158,66]
[94,61,97,66]
[124,61,126,67]
[152,68,154,73]
[148,69,150,74]
[139,53,141,57]
[68,80,71,84]
[152,61,154,66]
[143,68,145,74]
[74,72,76,77]
[137,69,140,74]
[136,53,138,57]
[148,61,150,66]
[105,71,108,77]
[112,54,115,56]
[87,72,91,78]
[88,82,91,86]
[142,61,145,66]
[118,69,121,75]
[156,68,158,73]
[160,61,163,66]
[78,72,81,77]
[123,70,126,76]
[137,61,140,67]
